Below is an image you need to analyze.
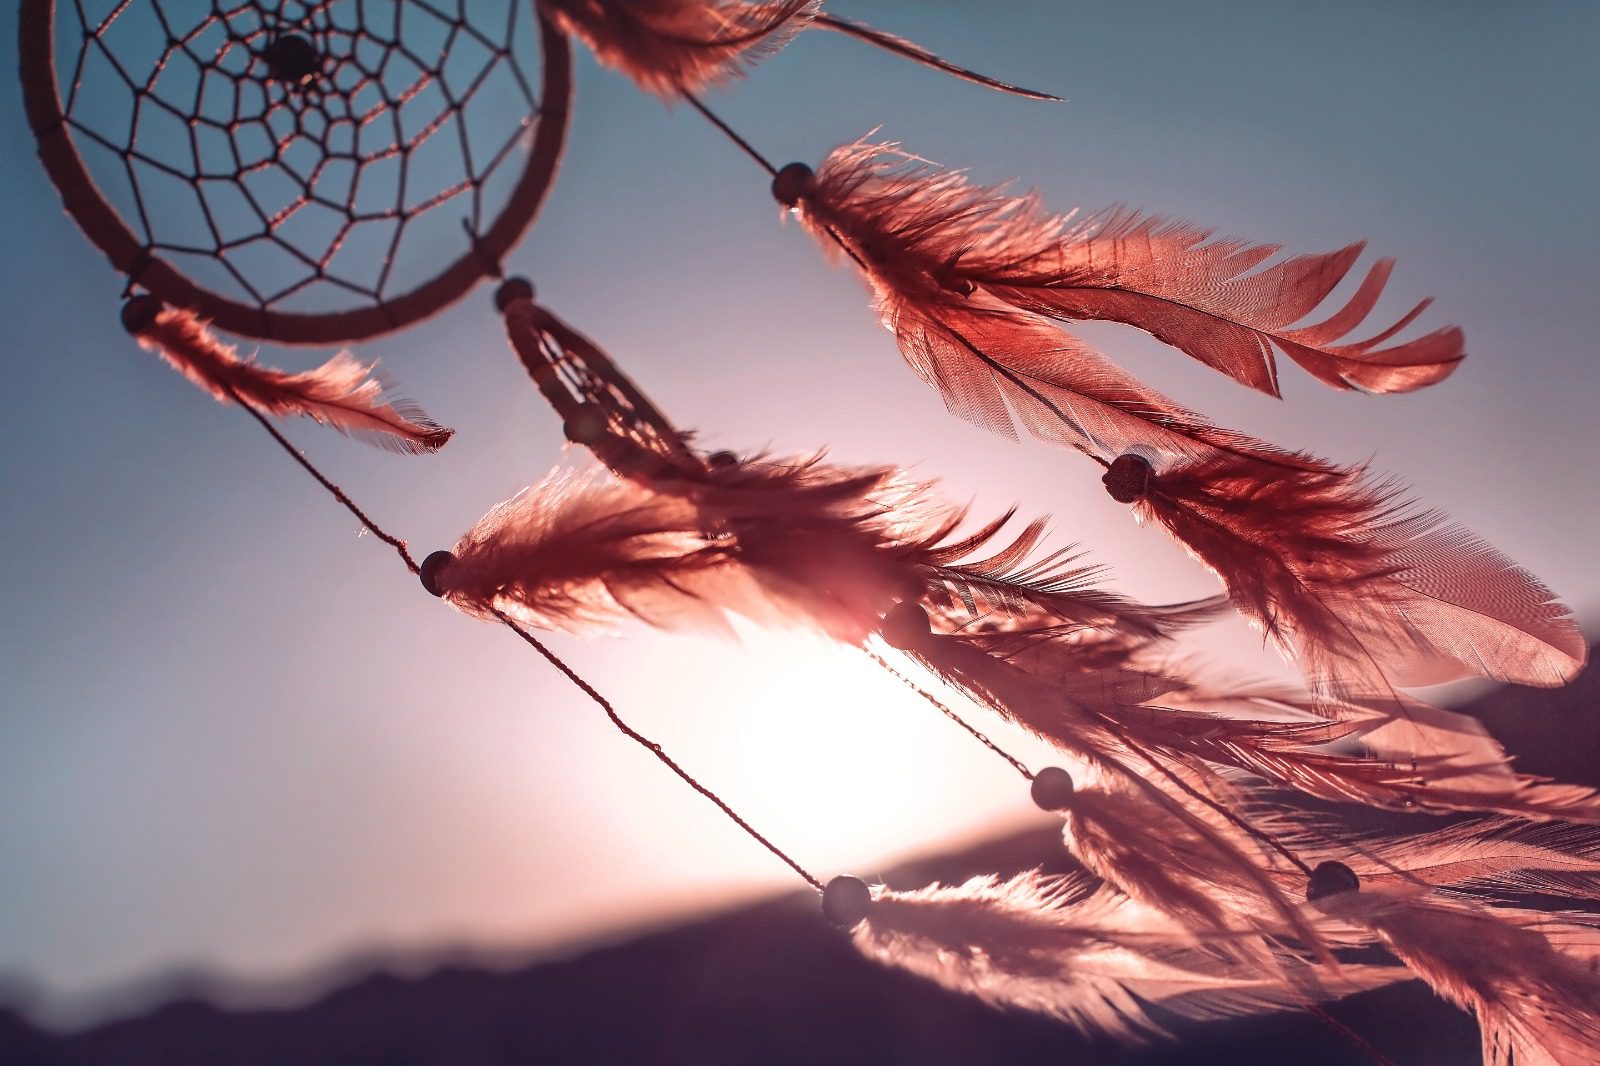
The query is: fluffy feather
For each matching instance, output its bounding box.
[541,1,1057,100]
[430,444,1224,654]
[427,462,911,641]
[1312,887,1600,1066]
[132,306,452,453]
[855,872,1400,1043]
[1118,453,1586,690]
[1058,771,1317,945]
[540,0,817,97]
[795,140,1462,397]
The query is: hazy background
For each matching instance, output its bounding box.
[2,0,1596,1030]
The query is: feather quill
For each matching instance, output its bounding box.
[129,305,452,453]
[855,872,1400,1043]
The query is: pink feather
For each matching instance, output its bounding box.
[792,140,1463,398]
[541,1,1058,100]
[1312,886,1600,1065]
[1111,452,1587,690]
[131,306,452,454]
[854,872,1400,1043]
[540,0,817,97]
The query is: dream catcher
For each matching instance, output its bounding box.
[21,2,1600,1063]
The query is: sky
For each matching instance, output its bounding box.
[2,0,1598,1028]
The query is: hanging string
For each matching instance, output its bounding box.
[223,385,825,894]
[222,381,421,574]
[866,649,1034,780]
[682,92,777,177]
[492,607,824,892]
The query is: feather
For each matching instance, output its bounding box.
[1111,451,1587,690]
[428,451,1215,654]
[426,462,914,642]
[1058,770,1316,944]
[793,140,1462,398]
[541,1,1057,100]
[855,871,1401,1043]
[912,508,1228,641]
[540,0,817,97]
[1312,885,1600,1066]
[130,305,452,454]
[1334,820,1600,899]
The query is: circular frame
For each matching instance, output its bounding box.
[18,0,573,345]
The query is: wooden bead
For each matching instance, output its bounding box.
[494,277,535,313]
[1029,766,1076,811]
[821,875,873,927]
[263,34,320,85]
[1102,453,1154,504]
[563,403,610,446]
[1305,860,1361,901]
[418,550,455,597]
[880,601,932,651]
[771,162,814,208]
[120,294,164,335]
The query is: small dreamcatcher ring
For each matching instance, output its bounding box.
[19,0,572,345]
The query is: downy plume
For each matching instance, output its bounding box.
[1103,451,1587,690]
[540,0,817,97]
[540,1,1056,100]
[854,871,1400,1043]
[424,452,1217,650]
[784,139,1462,398]
[126,302,452,454]
[423,460,914,642]
[1311,879,1600,1066]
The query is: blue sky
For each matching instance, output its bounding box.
[2,0,1597,1024]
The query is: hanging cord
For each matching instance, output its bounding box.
[224,382,421,574]
[224,386,824,894]
[682,92,777,177]
[866,648,1034,780]
[489,606,824,892]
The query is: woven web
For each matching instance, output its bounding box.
[58,0,546,315]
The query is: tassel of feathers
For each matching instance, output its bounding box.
[123,300,452,454]
[539,1,1056,100]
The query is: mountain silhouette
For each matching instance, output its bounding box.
[3,645,1593,1066]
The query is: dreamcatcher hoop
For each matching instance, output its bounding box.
[19,0,572,344]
